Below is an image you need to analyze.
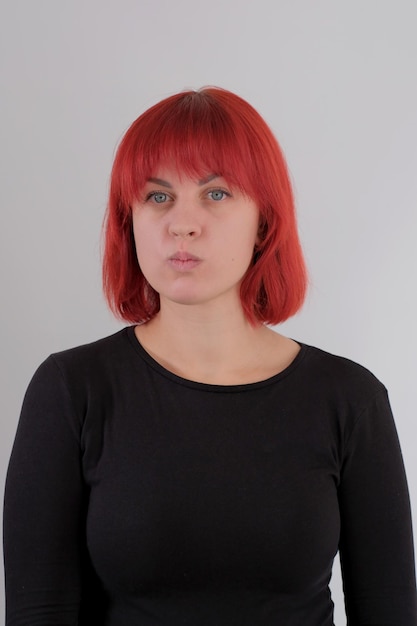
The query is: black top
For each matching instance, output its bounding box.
[3,327,417,625]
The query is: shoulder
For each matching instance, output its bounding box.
[301,343,382,383]
[290,343,396,457]
[22,327,137,431]
[296,342,387,407]
[50,327,132,369]
[28,327,136,400]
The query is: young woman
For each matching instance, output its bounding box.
[4,87,417,625]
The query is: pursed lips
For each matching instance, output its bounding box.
[167,251,202,271]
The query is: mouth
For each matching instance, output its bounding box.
[168,251,202,271]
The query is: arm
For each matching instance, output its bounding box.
[3,357,87,625]
[338,388,417,625]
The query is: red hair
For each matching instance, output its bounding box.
[103,87,307,325]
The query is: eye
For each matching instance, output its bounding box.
[207,189,230,201]
[147,192,169,204]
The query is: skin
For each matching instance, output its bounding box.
[132,166,300,385]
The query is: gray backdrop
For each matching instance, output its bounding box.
[1,1,416,623]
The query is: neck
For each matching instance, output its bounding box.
[135,297,274,384]
[149,297,260,350]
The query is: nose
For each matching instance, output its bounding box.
[168,208,202,239]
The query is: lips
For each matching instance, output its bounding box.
[168,251,202,271]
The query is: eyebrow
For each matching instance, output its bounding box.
[198,173,220,185]
[146,174,220,188]
[147,177,173,188]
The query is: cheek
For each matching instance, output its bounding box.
[236,217,260,252]
[227,231,258,270]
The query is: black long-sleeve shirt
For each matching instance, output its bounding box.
[3,326,417,624]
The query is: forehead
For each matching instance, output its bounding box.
[145,165,224,187]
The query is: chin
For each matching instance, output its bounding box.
[167,294,207,307]
[159,286,218,308]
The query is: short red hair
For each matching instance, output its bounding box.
[103,87,307,325]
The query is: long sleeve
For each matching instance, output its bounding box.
[338,388,417,625]
[3,356,89,625]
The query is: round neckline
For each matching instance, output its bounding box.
[125,325,308,393]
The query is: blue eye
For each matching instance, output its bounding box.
[208,189,228,201]
[150,192,168,203]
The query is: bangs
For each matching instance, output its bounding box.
[116,90,261,208]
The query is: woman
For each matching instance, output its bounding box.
[4,87,417,625]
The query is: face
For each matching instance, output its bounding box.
[131,166,260,311]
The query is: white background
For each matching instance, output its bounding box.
[1,1,416,624]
